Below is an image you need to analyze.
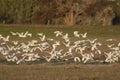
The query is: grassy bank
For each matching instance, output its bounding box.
[0,25,120,36]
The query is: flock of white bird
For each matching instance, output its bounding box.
[0,31,120,64]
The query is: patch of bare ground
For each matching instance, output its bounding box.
[0,63,120,80]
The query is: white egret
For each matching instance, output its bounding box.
[37,33,43,36]
[62,41,70,47]
[11,31,17,35]
[52,41,60,49]
[81,53,94,63]
[81,32,87,38]
[106,39,116,41]
[12,41,19,45]
[106,44,115,48]
[2,35,10,42]
[5,56,18,62]
[74,57,81,62]
[87,38,97,44]
[118,42,120,47]
[73,31,80,38]
[16,31,31,38]
[39,35,46,41]
[62,33,70,42]
[54,31,63,37]
[16,56,27,64]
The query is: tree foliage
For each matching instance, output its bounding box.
[0,0,38,24]
[0,0,119,25]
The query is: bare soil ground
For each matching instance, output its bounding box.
[0,63,120,80]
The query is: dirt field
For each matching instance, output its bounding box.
[0,63,120,80]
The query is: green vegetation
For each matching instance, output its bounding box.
[0,25,120,37]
